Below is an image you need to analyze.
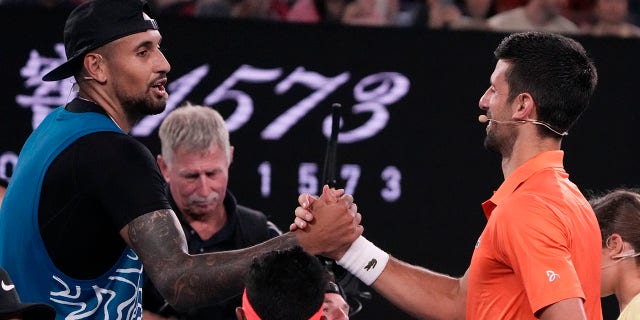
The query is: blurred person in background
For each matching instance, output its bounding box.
[287,0,348,23]
[451,0,495,29]
[399,0,463,28]
[487,0,579,33]
[0,0,84,8]
[590,189,640,320]
[586,0,640,37]
[151,0,290,18]
[341,0,400,26]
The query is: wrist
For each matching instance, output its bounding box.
[336,236,389,285]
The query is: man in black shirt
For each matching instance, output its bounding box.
[143,104,282,320]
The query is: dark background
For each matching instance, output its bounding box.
[1,8,636,319]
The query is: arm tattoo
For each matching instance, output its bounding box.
[127,209,300,311]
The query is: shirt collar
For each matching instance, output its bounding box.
[482,150,565,218]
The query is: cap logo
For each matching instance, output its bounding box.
[1,280,15,291]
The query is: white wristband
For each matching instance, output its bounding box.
[337,236,389,286]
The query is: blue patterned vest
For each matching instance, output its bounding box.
[0,106,144,319]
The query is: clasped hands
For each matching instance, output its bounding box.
[290,185,363,260]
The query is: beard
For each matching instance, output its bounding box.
[116,80,167,124]
[121,93,166,118]
[484,125,515,157]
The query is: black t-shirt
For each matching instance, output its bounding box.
[143,191,281,320]
[39,103,170,279]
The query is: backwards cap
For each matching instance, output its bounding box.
[42,0,159,81]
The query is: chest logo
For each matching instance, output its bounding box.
[546,270,560,282]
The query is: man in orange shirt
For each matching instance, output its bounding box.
[293,31,601,319]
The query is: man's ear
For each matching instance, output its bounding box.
[83,52,108,83]
[235,307,247,320]
[512,93,535,120]
[229,145,235,166]
[606,233,625,255]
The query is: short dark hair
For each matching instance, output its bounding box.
[494,32,598,137]
[590,189,640,254]
[245,247,326,320]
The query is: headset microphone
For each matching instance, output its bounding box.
[477,114,568,136]
[478,115,520,125]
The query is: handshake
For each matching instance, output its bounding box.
[289,185,389,286]
[289,185,362,260]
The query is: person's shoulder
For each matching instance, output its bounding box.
[236,205,282,236]
[73,132,156,170]
[80,132,151,155]
[236,204,268,220]
[618,292,640,319]
[487,7,524,23]
[78,131,140,146]
[551,15,579,32]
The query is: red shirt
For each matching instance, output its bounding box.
[466,151,602,319]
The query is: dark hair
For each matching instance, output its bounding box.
[494,32,598,137]
[589,189,640,260]
[245,246,326,320]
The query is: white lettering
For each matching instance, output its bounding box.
[381,166,401,202]
[262,67,350,140]
[258,161,271,198]
[205,64,282,131]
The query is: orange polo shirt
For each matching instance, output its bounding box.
[466,151,602,319]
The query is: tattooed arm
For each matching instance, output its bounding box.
[120,191,361,311]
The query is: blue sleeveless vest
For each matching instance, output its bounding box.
[0,107,144,319]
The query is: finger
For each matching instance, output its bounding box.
[298,193,307,207]
[298,193,318,208]
[355,224,364,237]
[289,223,298,231]
[295,206,314,221]
[295,217,307,229]
[348,203,358,217]
[339,194,354,208]
[331,188,345,197]
[354,212,362,225]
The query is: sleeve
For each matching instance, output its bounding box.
[497,194,585,314]
[80,132,171,230]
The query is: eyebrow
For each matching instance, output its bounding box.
[135,40,155,50]
[134,33,162,50]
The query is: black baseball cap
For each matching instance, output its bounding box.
[42,0,159,81]
[0,268,56,319]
